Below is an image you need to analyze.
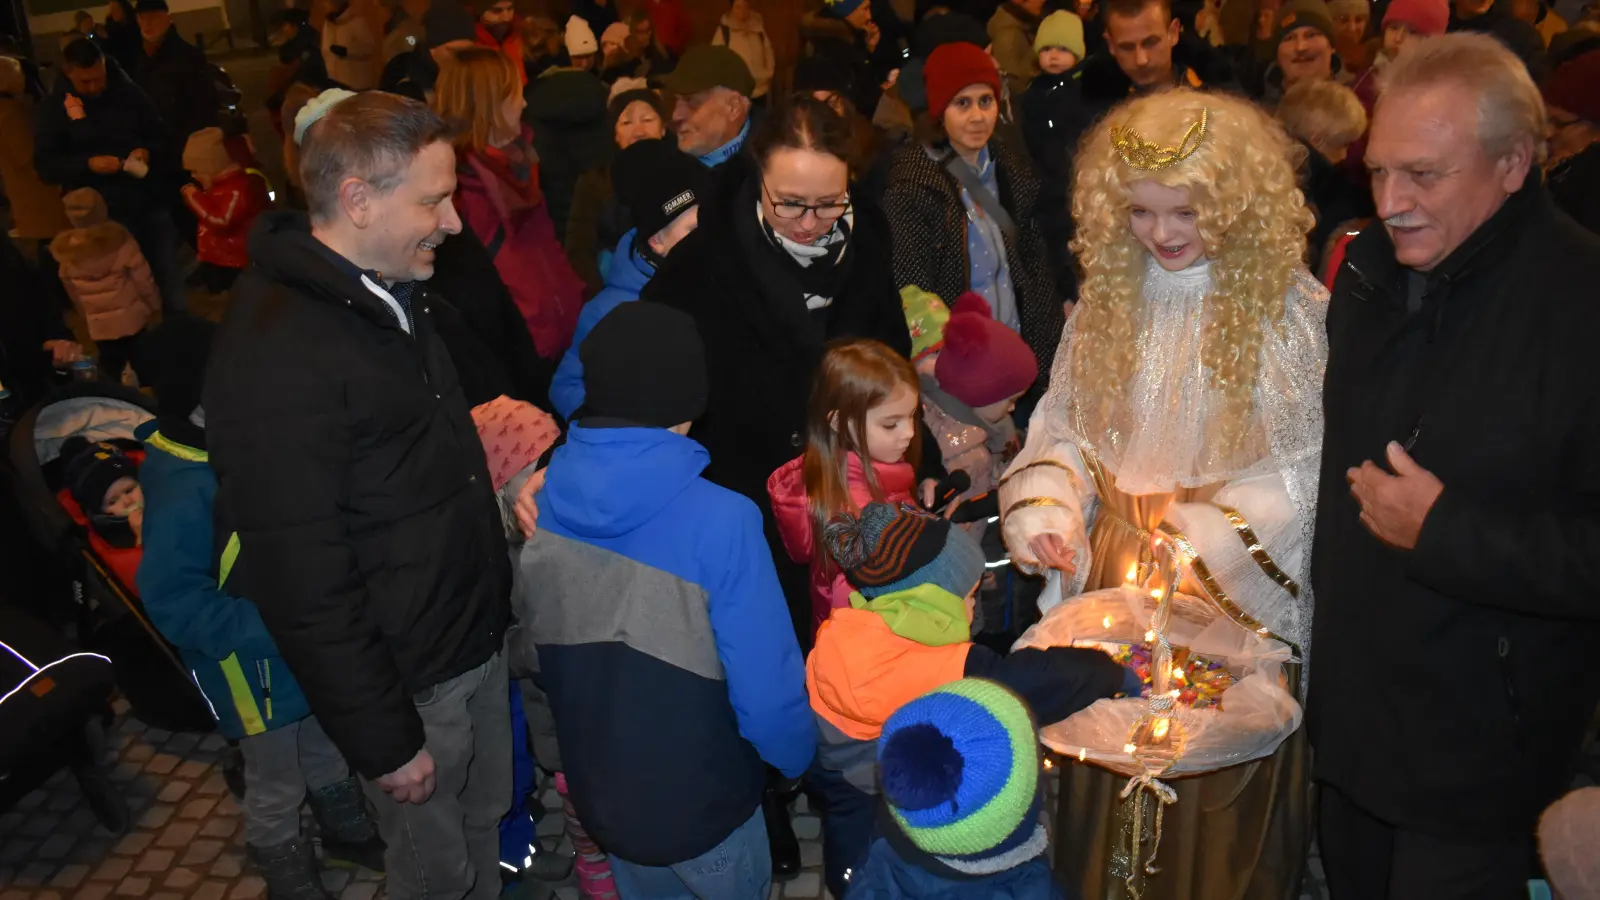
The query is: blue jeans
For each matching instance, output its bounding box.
[609,806,771,900]
[804,760,878,899]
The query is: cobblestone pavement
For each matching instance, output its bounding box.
[0,703,1323,900]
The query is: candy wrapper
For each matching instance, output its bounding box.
[1013,578,1301,778]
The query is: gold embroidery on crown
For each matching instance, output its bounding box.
[1110,108,1209,171]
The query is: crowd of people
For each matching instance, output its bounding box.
[3,0,1600,899]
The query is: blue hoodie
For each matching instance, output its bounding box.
[549,230,655,420]
[511,424,815,865]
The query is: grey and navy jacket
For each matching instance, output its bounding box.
[511,422,816,866]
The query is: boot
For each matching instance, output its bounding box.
[247,839,335,900]
[764,782,801,881]
[307,777,387,873]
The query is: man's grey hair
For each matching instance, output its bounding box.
[1376,32,1547,165]
[299,92,456,223]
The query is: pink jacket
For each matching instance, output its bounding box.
[767,453,917,633]
[49,223,158,342]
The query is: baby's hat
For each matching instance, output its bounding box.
[60,436,137,515]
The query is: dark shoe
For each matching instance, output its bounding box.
[248,840,335,900]
[764,786,801,881]
[221,741,247,801]
[525,842,574,882]
[307,777,386,873]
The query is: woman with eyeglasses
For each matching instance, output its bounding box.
[883,42,1068,404]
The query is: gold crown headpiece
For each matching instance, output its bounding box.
[1109,108,1209,171]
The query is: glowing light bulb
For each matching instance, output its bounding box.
[1152,717,1170,741]
[1043,758,1054,770]
[1126,563,1138,584]
[1102,615,1113,629]
[1078,748,1087,762]
[1172,667,1185,681]
[1144,630,1155,642]
[1150,587,1164,600]
[1123,742,1137,755]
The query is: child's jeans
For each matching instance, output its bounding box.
[805,760,879,899]
[607,806,771,900]
[240,714,349,847]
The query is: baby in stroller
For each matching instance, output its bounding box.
[59,436,144,548]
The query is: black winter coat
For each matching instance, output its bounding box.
[524,69,611,245]
[1309,179,1600,840]
[204,213,512,780]
[133,28,219,151]
[1549,145,1600,235]
[1019,70,1092,300]
[881,131,1065,391]
[33,70,170,221]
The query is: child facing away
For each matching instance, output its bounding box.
[847,679,1070,899]
[180,127,272,294]
[60,436,144,548]
[131,316,385,898]
[805,501,1132,897]
[768,339,923,634]
[510,301,816,900]
[49,187,159,385]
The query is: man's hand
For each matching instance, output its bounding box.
[515,467,546,538]
[88,155,123,174]
[376,749,436,804]
[43,340,85,367]
[1028,533,1077,573]
[1348,442,1443,550]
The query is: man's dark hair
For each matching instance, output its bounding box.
[62,36,104,70]
[750,95,856,169]
[299,91,457,222]
[1103,0,1172,23]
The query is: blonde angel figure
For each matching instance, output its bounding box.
[1000,88,1327,899]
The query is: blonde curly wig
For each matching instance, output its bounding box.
[1068,88,1314,462]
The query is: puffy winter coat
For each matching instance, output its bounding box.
[322,9,379,90]
[524,68,612,245]
[50,222,159,342]
[768,453,916,631]
[712,13,775,98]
[550,229,654,420]
[183,169,272,270]
[847,826,1070,900]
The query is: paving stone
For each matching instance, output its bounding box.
[39,833,79,860]
[155,822,199,849]
[143,729,173,745]
[180,839,226,867]
[799,841,823,868]
[784,872,822,898]
[113,875,150,896]
[191,883,228,900]
[198,734,226,752]
[0,890,30,900]
[175,760,211,780]
[199,817,237,839]
[214,795,241,816]
[71,840,115,866]
[22,813,64,836]
[541,788,562,811]
[52,789,88,811]
[0,840,33,865]
[793,793,809,815]
[163,733,200,754]
[768,887,783,900]
[112,832,154,856]
[207,853,242,879]
[0,810,24,832]
[123,744,154,764]
[792,815,821,840]
[155,781,191,804]
[150,893,185,900]
[230,875,266,899]
[75,883,115,900]
[37,892,66,900]
[53,864,93,888]
[123,778,159,799]
[93,858,133,882]
[18,861,58,885]
[339,883,379,900]
[144,754,182,776]
[134,849,174,874]
[163,867,201,890]
[321,869,352,893]
[536,814,564,838]
[552,889,579,900]
[180,797,218,820]
[62,808,104,834]
[196,773,229,797]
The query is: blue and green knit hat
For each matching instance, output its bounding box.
[878,679,1048,874]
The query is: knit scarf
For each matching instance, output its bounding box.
[475,132,544,210]
[699,117,751,168]
[731,173,856,349]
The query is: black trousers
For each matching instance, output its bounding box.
[95,334,141,384]
[1318,784,1533,900]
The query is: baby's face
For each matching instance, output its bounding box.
[104,477,143,517]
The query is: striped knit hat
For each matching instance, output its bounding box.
[878,679,1047,873]
[824,502,985,600]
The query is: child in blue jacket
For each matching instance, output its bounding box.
[134,316,383,898]
[512,301,815,899]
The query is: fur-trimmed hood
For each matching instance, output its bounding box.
[50,222,136,269]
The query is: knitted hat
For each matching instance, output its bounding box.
[565,15,598,56]
[60,437,139,515]
[183,127,236,179]
[1544,50,1600,125]
[657,45,756,97]
[612,137,707,241]
[878,679,1048,871]
[822,0,868,19]
[1034,10,1085,58]
[901,286,951,361]
[1539,787,1600,900]
[1275,0,1336,43]
[424,0,477,48]
[293,87,357,145]
[62,187,108,228]
[608,84,669,134]
[923,42,1002,118]
[601,21,630,51]
[1326,0,1370,18]
[935,293,1038,408]
[471,396,561,491]
[793,56,858,101]
[134,0,168,12]
[609,77,650,104]
[824,502,986,600]
[579,302,708,427]
[1381,0,1449,35]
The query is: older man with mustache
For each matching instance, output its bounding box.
[1311,32,1600,900]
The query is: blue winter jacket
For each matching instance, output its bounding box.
[847,829,1069,900]
[511,423,815,866]
[134,421,310,740]
[549,230,655,420]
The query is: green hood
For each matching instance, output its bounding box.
[849,583,971,648]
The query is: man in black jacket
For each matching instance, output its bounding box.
[1311,33,1600,900]
[204,92,512,900]
[132,0,219,150]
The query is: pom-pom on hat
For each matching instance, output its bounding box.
[1034,10,1085,58]
[900,286,951,361]
[935,293,1038,408]
[824,502,985,601]
[922,41,1002,119]
[565,15,598,56]
[1381,0,1448,35]
[878,679,1048,872]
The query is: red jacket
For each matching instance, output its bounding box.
[475,21,527,85]
[183,169,271,270]
[767,453,916,634]
[647,0,691,55]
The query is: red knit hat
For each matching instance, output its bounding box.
[934,293,1038,408]
[1381,0,1448,36]
[1544,51,1600,126]
[922,42,1002,119]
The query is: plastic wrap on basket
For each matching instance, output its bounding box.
[1013,579,1302,778]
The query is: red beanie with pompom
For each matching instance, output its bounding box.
[934,293,1038,408]
[922,42,1002,120]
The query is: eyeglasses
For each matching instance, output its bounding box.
[762,179,851,221]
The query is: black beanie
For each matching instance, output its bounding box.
[60,437,138,516]
[793,56,858,102]
[608,87,670,136]
[611,137,707,243]
[579,302,707,428]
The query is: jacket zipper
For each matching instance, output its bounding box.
[256,659,273,721]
